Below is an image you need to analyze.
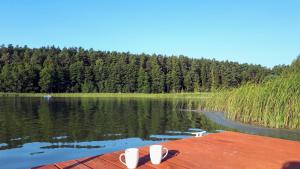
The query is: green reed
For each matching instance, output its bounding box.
[201,74,300,129]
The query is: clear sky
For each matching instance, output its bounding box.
[1,0,299,67]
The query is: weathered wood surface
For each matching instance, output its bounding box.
[33,132,300,169]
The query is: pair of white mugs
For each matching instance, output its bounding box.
[119,145,168,169]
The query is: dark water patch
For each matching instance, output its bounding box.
[30,152,44,155]
[203,111,300,141]
[40,144,103,149]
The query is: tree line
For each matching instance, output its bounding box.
[0,45,275,93]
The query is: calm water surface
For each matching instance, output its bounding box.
[0,97,299,169]
[0,97,224,169]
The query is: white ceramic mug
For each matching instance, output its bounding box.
[149,145,168,165]
[119,148,139,169]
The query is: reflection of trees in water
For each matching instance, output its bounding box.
[40,144,103,149]
[0,98,222,150]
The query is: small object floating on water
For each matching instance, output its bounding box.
[191,131,207,137]
[52,136,68,140]
[43,95,52,99]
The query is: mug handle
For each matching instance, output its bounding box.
[119,153,126,166]
[162,147,168,160]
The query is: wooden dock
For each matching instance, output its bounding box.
[34,132,300,169]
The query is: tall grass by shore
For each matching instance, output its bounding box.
[202,74,300,129]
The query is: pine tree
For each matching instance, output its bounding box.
[220,63,230,88]
[55,65,68,92]
[82,66,95,92]
[165,58,173,93]
[171,58,183,92]
[184,71,193,92]
[11,63,24,92]
[0,65,14,92]
[39,64,56,93]
[137,67,151,93]
[201,62,208,91]
[211,61,220,91]
[82,80,95,93]
[191,60,201,92]
[126,57,138,92]
[69,61,84,92]
[150,56,164,93]
[94,59,106,92]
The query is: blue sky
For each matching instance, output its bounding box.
[1,0,299,67]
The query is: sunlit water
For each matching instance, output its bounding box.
[0,97,299,169]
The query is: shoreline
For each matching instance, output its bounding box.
[0,92,211,99]
[187,110,300,140]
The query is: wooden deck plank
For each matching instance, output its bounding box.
[111,151,187,169]
[55,159,91,169]
[102,151,154,169]
[196,133,300,166]
[139,147,213,169]
[157,132,300,169]
[157,138,252,169]
[137,148,188,169]
[77,155,122,169]
[208,132,300,152]
[34,132,300,169]
[32,164,59,169]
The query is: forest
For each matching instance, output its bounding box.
[0,44,280,93]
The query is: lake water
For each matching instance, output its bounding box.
[0,97,299,169]
[0,97,224,169]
